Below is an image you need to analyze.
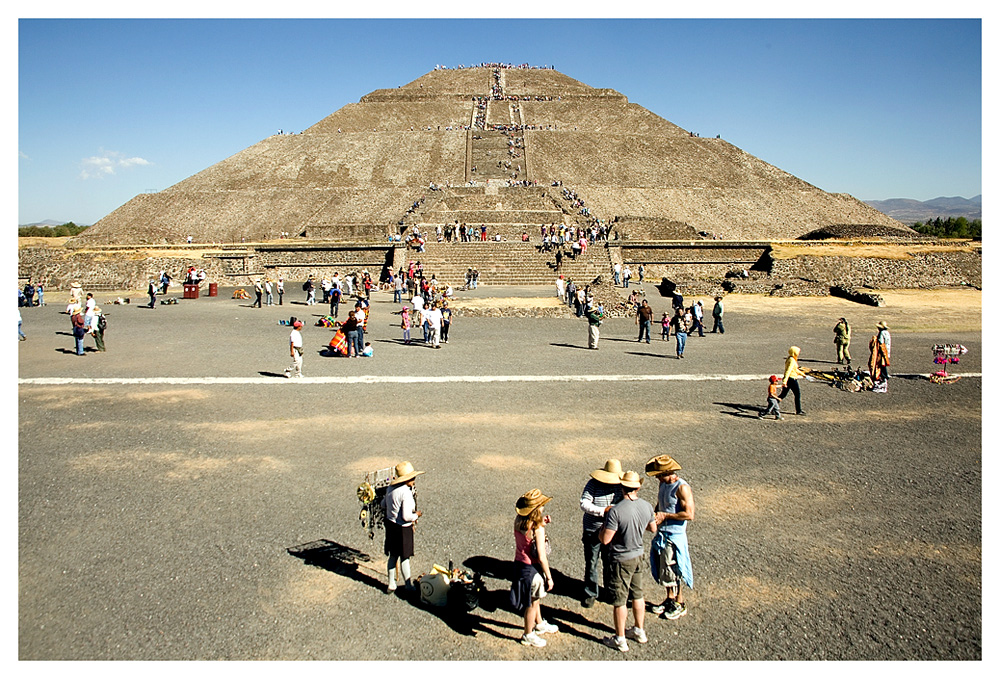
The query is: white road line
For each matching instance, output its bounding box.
[17,373,982,386]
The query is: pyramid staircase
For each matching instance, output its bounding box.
[402,240,611,287]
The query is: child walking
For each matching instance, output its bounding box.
[759,375,783,420]
[400,306,412,344]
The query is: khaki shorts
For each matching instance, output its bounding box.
[608,556,644,607]
[529,572,547,600]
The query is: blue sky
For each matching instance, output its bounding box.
[16,16,984,226]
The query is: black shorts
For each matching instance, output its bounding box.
[384,521,415,560]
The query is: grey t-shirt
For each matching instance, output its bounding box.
[604,496,656,562]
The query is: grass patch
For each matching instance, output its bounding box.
[770,243,975,260]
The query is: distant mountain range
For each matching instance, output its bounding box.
[863,195,982,224]
[20,219,69,228]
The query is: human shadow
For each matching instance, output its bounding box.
[624,351,670,359]
[287,540,517,641]
[714,401,764,418]
[549,342,592,351]
[259,371,288,378]
[461,556,612,643]
[55,347,89,355]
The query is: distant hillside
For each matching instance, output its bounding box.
[20,219,69,228]
[864,196,981,224]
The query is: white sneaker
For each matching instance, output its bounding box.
[602,635,629,652]
[521,631,547,648]
[535,620,559,634]
[625,626,648,643]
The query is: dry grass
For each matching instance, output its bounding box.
[770,242,976,260]
[18,237,71,248]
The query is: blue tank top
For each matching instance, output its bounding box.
[657,478,688,530]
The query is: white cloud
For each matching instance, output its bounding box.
[79,149,152,180]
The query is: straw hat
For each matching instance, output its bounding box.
[591,459,624,485]
[645,454,682,476]
[877,321,889,330]
[391,461,425,485]
[515,488,552,516]
[620,471,643,490]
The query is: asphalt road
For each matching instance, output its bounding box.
[17,285,982,661]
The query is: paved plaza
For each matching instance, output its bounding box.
[17,285,982,661]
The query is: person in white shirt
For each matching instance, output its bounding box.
[381,461,425,592]
[426,303,443,348]
[284,320,304,378]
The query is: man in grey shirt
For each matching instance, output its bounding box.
[599,470,658,652]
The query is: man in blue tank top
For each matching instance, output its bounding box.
[645,454,695,620]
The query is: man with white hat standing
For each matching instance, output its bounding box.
[382,461,425,593]
[645,454,695,620]
[579,459,624,608]
[599,470,658,652]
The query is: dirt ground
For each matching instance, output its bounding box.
[17,286,982,662]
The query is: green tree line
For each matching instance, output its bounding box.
[911,216,981,239]
[18,222,89,237]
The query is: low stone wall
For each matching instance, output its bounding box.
[17,247,229,291]
[770,250,982,290]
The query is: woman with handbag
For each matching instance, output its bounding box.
[510,489,559,648]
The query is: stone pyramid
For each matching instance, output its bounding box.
[71,66,904,246]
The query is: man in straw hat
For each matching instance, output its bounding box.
[381,461,425,593]
[580,459,624,608]
[645,454,695,620]
[599,471,657,652]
